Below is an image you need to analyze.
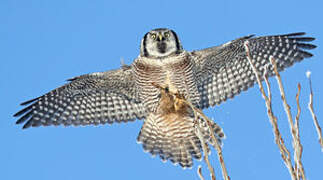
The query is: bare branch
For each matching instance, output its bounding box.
[196,122,217,180]
[197,166,206,180]
[294,84,306,180]
[243,41,269,102]
[269,56,306,180]
[174,91,229,180]
[244,41,297,180]
[269,57,297,143]
[194,107,230,180]
[306,71,323,151]
[167,88,230,180]
[209,124,230,180]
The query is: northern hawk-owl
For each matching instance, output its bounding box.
[14,28,316,168]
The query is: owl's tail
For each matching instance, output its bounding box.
[136,111,225,168]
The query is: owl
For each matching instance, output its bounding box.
[14,28,316,168]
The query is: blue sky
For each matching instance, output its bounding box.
[1,0,322,179]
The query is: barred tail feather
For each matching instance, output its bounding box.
[137,111,225,168]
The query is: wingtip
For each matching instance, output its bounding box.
[14,120,28,130]
[15,117,26,125]
[286,32,306,36]
[311,44,317,49]
[66,77,76,81]
[13,106,32,117]
[22,120,32,129]
[20,97,39,106]
[306,37,316,41]
[15,110,33,124]
[13,112,19,117]
[299,50,314,58]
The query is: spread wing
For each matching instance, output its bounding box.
[191,32,316,109]
[14,65,148,129]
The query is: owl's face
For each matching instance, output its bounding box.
[140,28,183,58]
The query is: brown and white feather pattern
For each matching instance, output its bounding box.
[132,52,200,112]
[137,87,224,168]
[192,32,316,108]
[133,52,225,168]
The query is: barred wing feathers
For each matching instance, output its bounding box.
[14,65,147,129]
[191,32,316,109]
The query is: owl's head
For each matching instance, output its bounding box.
[140,28,183,58]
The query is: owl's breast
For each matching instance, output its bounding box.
[132,53,200,112]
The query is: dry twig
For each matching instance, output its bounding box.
[294,84,306,180]
[172,89,229,180]
[269,56,306,180]
[195,121,216,180]
[244,41,297,180]
[306,72,323,151]
[193,107,230,180]
[197,165,206,180]
[189,100,229,180]
[269,57,297,143]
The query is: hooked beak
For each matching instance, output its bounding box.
[158,34,163,41]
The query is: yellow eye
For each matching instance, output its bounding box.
[151,33,156,40]
[164,32,170,38]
